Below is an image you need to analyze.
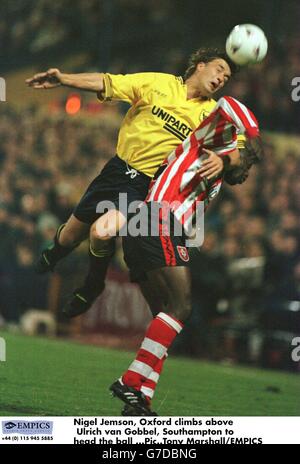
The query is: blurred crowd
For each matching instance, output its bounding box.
[0,105,120,324]
[1,0,300,133]
[224,36,300,134]
[0,0,181,67]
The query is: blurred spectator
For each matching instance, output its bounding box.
[264,232,299,302]
[291,262,300,301]
[14,243,49,313]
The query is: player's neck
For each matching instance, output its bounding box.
[185,78,209,101]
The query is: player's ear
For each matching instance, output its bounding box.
[196,62,206,72]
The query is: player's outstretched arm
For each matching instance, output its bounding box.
[26,68,105,94]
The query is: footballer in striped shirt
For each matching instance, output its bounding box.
[110,96,263,415]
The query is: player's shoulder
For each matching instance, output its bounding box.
[152,73,184,85]
[133,72,182,85]
[149,73,182,80]
[106,71,181,85]
[203,98,217,110]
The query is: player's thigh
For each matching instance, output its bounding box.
[138,278,167,317]
[59,214,90,246]
[159,266,191,310]
[91,209,127,241]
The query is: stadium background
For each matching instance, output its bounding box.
[0,0,299,375]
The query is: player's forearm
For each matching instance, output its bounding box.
[60,72,105,93]
[223,148,249,185]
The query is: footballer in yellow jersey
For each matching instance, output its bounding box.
[99,72,218,177]
[27,48,245,318]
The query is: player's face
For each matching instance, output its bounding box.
[196,59,231,97]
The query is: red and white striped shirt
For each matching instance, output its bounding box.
[146,96,260,232]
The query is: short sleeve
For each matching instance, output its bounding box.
[97,72,157,104]
[237,133,246,149]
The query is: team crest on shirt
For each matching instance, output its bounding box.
[177,246,190,262]
[200,109,211,121]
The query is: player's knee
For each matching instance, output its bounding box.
[90,221,110,241]
[92,210,126,241]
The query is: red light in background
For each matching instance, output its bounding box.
[65,94,81,115]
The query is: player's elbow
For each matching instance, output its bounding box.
[96,73,105,95]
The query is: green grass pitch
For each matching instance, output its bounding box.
[0,331,299,416]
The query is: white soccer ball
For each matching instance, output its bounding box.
[226,24,268,66]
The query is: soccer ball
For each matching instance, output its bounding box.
[226,24,268,66]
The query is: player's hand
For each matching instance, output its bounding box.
[25,68,62,89]
[198,149,224,180]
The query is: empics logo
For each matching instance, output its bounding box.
[0,78,6,102]
[291,337,300,362]
[4,422,17,430]
[2,420,53,435]
[0,337,6,362]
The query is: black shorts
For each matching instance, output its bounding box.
[73,155,151,224]
[123,202,190,282]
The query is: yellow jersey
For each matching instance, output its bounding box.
[99,72,244,178]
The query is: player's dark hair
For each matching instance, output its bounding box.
[183,47,239,80]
